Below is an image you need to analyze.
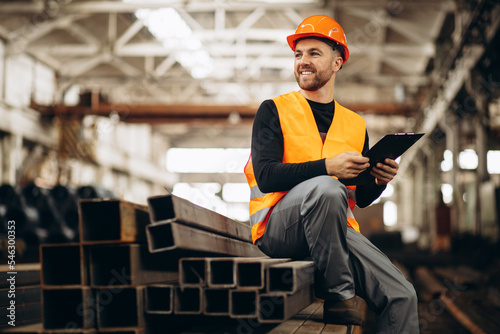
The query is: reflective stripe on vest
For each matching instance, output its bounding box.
[245,91,366,243]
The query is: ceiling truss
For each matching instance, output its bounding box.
[0,0,456,111]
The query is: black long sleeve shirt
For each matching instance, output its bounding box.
[250,98,386,208]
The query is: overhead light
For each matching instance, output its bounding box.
[133,7,213,78]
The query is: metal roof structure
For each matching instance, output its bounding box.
[0,0,497,147]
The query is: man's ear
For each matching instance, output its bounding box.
[332,56,343,72]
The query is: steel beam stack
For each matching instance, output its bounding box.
[146,194,262,257]
[1,264,42,329]
[33,195,316,333]
[39,199,171,334]
[176,256,316,322]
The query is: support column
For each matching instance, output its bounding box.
[450,114,465,235]
[1,133,22,184]
[424,144,439,251]
[414,157,428,249]
[466,68,491,236]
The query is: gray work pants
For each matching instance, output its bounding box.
[256,176,419,334]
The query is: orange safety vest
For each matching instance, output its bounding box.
[244,91,366,244]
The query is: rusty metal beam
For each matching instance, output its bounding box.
[229,290,258,319]
[236,258,290,290]
[0,263,40,288]
[174,286,203,315]
[258,285,315,323]
[206,258,236,288]
[42,287,95,330]
[0,301,41,328]
[267,261,314,294]
[206,257,277,289]
[179,258,207,287]
[145,284,174,315]
[148,194,252,243]
[203,288,230,316]
[179,257,286,289]
[90,244,178,288]
[31,101,258,122]
[97,330,144,333]
[96,287,144,328]
[41,243,86,287]
[43,330,96,334]
[414,266,446,301]
[31,101,416,125]
[0,286,41,307]
[79,199,149,245]
[146,222,264,257]
[43,329,96,333]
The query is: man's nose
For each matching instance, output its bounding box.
[298,55,311,65]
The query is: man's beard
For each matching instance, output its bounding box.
[295,67,331,91]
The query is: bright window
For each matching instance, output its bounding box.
[166,148,250,173]
[383,201,397,227]
[441,149,453,172]
[487,150,500,174]
[223,183,250,203]
[459,149,478,170]
[441,184,453,204]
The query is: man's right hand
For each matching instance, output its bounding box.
[325,151,370,179]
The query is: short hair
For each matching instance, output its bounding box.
[295,36,346,61]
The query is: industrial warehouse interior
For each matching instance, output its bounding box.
[0,0,499,333]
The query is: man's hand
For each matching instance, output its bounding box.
[371,158,399,186]
[325,151,370,179]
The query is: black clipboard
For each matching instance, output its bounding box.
[339,133,425,186]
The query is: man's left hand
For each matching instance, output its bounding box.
[371,158,399,186]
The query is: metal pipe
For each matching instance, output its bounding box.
[179,258,207,287]
[206,257,275,289]
[42,287,95,329]
[0,263,40,288]
[174,286,203,315]
[79,199,149,244]
[229,290,258,318]
[41,243,86,287]
[96,287,144,328]
[90,244,178,288]
[43,329,96,334]
[236,258,290,290]
[147,194,252,243]
[206,258,236,288]
[146,222,265,257]
[145,284,174,314]
[203,288,230,316]
[258,285,314,323]
[267,261,314,294]
[96,330,144,334]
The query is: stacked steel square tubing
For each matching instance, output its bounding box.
[36,195,317,333]
[176,257,315,322]
[0,264,42,329]
[146,195,263,257]
[39,199,167,333]
[146,195,316,323]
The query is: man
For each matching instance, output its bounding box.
[244,15,418,333]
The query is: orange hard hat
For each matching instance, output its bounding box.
[287,15,350,62]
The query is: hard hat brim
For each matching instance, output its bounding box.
[286,32,350,62]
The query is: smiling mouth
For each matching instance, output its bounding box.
[300,71,314,75]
